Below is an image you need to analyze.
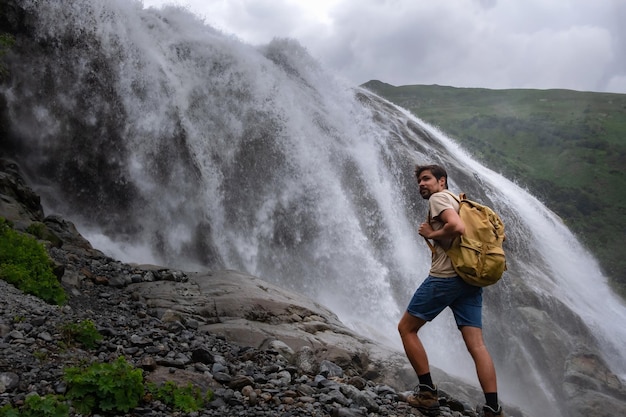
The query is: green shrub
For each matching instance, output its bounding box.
[25,222,47,239]
[60,319,103,349]
[146,380,211,412]
[25,222,62,246]
[1,356,213,416]
[63,356,144,415]
[0,394,69,417]
[0,404,18,417]
[0,218,67,305]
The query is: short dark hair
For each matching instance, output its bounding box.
[414,164,448,188]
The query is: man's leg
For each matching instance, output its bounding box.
[460,325,499,396]
[398,311,429,376]
[453,283,503,415]
[399,276,445,379]
[398,311,439,414]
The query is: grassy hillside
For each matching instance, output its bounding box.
[362,81,626,299]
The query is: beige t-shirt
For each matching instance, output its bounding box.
[427,190,460,278]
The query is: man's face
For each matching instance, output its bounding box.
[417,170,446,199]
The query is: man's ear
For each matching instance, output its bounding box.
[438,176,447,188]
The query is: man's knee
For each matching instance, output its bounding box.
[398,312,425,336]
[397,315,408,336]
[460,326,493,357]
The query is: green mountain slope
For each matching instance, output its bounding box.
[362,80,626,298]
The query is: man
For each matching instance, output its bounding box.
[397,164,504,417]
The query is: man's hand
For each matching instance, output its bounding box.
[419,208,465,241]
[418,222,434,239]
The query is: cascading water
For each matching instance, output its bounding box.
[1,1,624,416]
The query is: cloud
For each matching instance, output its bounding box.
[307,0,625,92]
[142,0,626,93]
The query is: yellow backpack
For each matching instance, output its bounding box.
[425,191,507,287]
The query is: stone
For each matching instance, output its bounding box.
[319,360,344,378]
[293,345,318,374]
[140,356,158,371]
[229,375,254,390]
[0,372,19,392]
[191,347,215,364]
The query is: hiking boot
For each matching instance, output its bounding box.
[406,384,439,415]
[482,404,505,417]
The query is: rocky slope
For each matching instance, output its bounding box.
[0,158,532,416]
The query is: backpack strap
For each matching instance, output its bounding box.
[422,190,464,254]
[443,189,464,203]
[424,236,436,254]
[424,208,436,254]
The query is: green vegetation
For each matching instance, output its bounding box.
[0,218,67,305]
[33,350,49,361]
[26,222,62,246]
[63,357,144,415]
[0,394,69,417]
[0,356,213,416]
[363,81,626,298]
[146,380,211,412]
[60,319,103,349]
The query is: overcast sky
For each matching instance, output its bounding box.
[142,0,626,94]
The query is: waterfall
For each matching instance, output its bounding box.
[1,1,624,416]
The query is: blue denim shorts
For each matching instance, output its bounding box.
[406,275,483,328]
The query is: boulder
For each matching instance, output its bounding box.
[563,351,626,417]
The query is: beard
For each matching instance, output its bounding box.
[419,188,432,199]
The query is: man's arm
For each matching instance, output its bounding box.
[418,208,465,240]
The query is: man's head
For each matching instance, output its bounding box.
[415,164,448,199]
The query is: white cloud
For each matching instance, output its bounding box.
[141,0,626,93]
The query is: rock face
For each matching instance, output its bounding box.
[0,158,44,225]
[129,269,412,384]
[563,351,626,417]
